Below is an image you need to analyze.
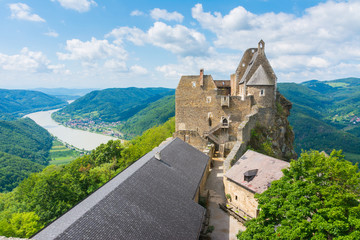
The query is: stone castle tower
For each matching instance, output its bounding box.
[174,40,295,163]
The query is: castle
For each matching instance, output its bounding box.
[175,40,296,223]
[174,40,292,168]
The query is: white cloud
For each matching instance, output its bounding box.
[0,48,64,73]
[104,59,127,70]
[44,29,59,38]
[150,8,184,22]
[156,53,240,79]
[130,65,148,75]
[51,0,97,12]
[148,22,208,56]
[106,27,147,46]
[191,2,360,82]
[9,3,45,22]
[57,37,127,61]
[107,22,209,56]
[130,10,144,16]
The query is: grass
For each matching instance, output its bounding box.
[326,82,349,88]
[49,140,82,165]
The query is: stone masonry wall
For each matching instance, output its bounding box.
[176,74,254,148]
[224,107,259,171]
[223,177,258,218]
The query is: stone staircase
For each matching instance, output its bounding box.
[204,123,223,145]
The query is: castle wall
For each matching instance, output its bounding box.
[224,177,258,218]
[247,85,275,108]
[175,75,254,148]
[173,130,208,151]
[224,107,259,171]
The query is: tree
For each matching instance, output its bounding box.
[238,150,360,240]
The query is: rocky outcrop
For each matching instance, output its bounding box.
[248,92,297,161]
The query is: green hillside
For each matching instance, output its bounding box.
[53,88,175,123]
[278,77,360,163]
[0,89,67,120]
[119,95,175,139]
[0,118,175,238]
[0,118,53,192]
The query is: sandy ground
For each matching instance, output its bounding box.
[205,157,246,240]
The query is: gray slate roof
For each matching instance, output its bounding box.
[225,150,289,194]
[33,138,209,240]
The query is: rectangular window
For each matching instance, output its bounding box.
[260,89,265,96]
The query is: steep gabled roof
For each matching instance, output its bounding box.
[238,40,277,86]
[247,65,273,86]
[33,138,209,240]
[225,150,289,194]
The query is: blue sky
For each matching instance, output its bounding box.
[0,0,359,89]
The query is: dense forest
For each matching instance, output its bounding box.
[0,117,175,238]
[0,118,53,192]
[52,88,175,122]
[119,95,175,139]
[278,77,360,163]
[0,89,66,120]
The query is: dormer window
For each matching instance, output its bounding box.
[244,169,258,182]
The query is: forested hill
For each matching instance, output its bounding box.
[0,89,67,120]
[0,118,175,238]
[0,118,53,192]
[278,77,360,163]
[119,95,175,139]
[52,87,175,123]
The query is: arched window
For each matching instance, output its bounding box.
[222,117,228,127]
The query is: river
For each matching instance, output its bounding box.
[25,109,118,151]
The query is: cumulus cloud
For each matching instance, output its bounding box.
[130,10,144,16]
[107,22,209,56]
[51,0,97,12]
[156,53,240,79]
[9,3,45,22]
[0,48,64,73]
[57,37,127,61]
[191,2,360,81]
[150,8,184,22]
[106,26,147,46]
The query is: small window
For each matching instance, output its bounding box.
[260,89,265,96]
[208,118,212,127]
[235,195,238,200]
[206,96,211,103]
[222,117,228,127]
[192,81,196,88]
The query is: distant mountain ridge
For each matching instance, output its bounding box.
[53,87,175,123]
[278,77,360,163]
[34,88,98,101]
[0,89,67,120]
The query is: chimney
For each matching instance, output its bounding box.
[199,68,204,87]
[155,152,161,160]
